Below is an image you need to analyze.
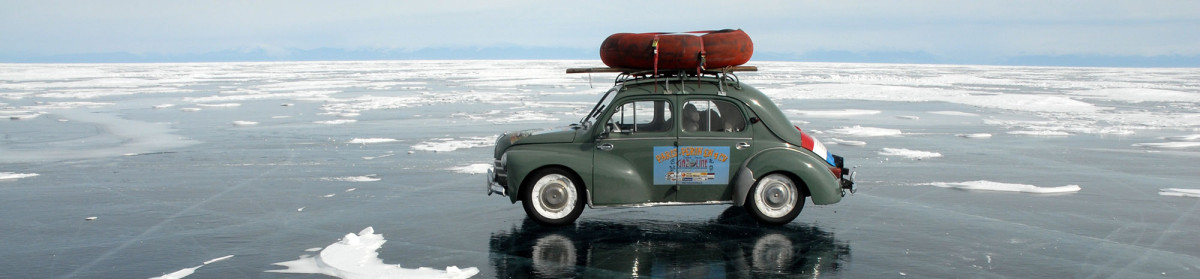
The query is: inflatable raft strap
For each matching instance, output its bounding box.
[652,34,660,93]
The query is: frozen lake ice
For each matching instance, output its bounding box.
[1,60,1198,278]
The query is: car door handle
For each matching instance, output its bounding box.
[736,142,751,150]
[597,143,614,151]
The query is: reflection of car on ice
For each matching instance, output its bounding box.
[488,207,851,278]
[486,65,855,225]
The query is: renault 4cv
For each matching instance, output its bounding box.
[487,67,855,225]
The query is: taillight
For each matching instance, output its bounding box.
[828,167,843,179]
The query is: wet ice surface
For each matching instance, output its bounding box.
[1,60,1198,278]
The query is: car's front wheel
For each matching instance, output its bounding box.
[521,167,585,226]
[745,173,804,225]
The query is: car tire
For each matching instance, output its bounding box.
[521,167,585,226]
[745,173,804,225]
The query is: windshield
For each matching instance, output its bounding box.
[578,84,621,128]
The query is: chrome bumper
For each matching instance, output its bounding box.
[840,170,856,196]
[486,167,508,197]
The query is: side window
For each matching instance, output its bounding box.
[681,99,747,133]
[608,100,673,134]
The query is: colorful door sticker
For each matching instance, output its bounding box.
[653,146,731,185]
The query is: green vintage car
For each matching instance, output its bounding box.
[487,67,854,225]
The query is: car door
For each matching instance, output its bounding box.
[591,97,678,205]
[674,98,754,202]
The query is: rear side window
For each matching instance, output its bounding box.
[681,99,746,133]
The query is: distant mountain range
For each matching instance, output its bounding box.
[2,47,1197,68]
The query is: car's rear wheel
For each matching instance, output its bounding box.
[521,167,584,226]
[746,173,804,225]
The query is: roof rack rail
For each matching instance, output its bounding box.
[565,66,757,74]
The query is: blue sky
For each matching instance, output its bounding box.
[3,0,1198,66]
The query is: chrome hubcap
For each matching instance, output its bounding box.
[531,173,576,219]
[539,183,568,211]
[754,174,797,218]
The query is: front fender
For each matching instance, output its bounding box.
[502,143,594,204]
[733,148,842,206]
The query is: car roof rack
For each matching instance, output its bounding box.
[566,66,754,93]
[565,66,757,74]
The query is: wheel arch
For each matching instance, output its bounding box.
[515,164,589,204]
[733,148,842,206]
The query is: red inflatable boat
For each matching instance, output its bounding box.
[599,29,753,71]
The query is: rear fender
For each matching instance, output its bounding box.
[733,148,842,206]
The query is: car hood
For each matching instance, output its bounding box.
[493,126,579,158]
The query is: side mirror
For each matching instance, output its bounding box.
[749,117,761,124]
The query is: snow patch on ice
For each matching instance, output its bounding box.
[363,153,395,160]
[195,103,241,108]
[149,255,233,279]
[348,138,399,144]
[267,227,479,279]
[1008,130,1070,136]
[1072,88,1200,104]
[316,119,357,125]
[412,136,495,152]
[926,180,1082,194]
[1132,142,1200,149]
[0,172,41,181]
[828,138,867,146]
[957,133,993,139]
[1164,134,1200,142]
[930,111,979,117]
[828,125,902,137]
[321,175,381,182]
[879,148,942,159]
[785,109,881,117]
[448,163,491,174]
[1159,188,1200,198]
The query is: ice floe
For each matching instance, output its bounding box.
[828,125,902,137]
[1007,130,1070,136]
[1072,88,1200,104]
[321,175,381,182]
[316,119,357,125]
[879,148,942,159]
[1164,134,1200,142]
[348,138,400,144]
[828,138,867,146]
[411,136,495,152]
[448,163,491,174]
[1132,142,1200,149]
[0,172,40,181]
[267,227,479,279]
[362,153,396,160]
[231,121,258,126]
[195,103,241,108]
[957,133,993,139]
[785,109,881,117]
[926,180,1082,194]
[149,255,233,279]
[180,108,202,112]
[929,111,980,117]
[1159,188,1200,198]
[152,104,175,109]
